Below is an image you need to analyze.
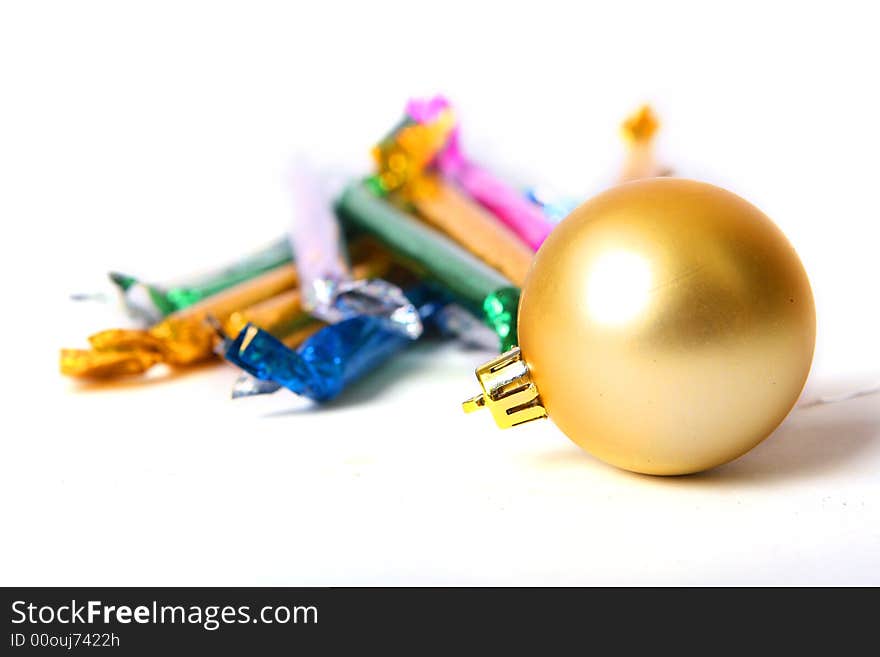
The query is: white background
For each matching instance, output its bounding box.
[1,1,878,585]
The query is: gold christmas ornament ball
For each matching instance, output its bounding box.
[518,178,815,475]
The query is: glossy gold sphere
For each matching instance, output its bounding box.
[519,178,815,475]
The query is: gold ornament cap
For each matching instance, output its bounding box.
[461,347,547,428]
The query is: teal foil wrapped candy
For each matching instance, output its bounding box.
[334,181,520,351]
[109,238,293,323]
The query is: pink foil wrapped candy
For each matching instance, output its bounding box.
[407,97,555,251]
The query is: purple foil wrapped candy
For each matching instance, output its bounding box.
[287,163,422,339]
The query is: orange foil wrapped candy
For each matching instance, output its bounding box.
[618,105,671,182]
[402,176,533,287]
[60,241,393,379]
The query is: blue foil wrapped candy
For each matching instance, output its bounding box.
[223,287,445,402]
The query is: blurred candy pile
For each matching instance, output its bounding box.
[60,97,665,404]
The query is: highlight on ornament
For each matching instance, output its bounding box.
[61,96,815,475]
